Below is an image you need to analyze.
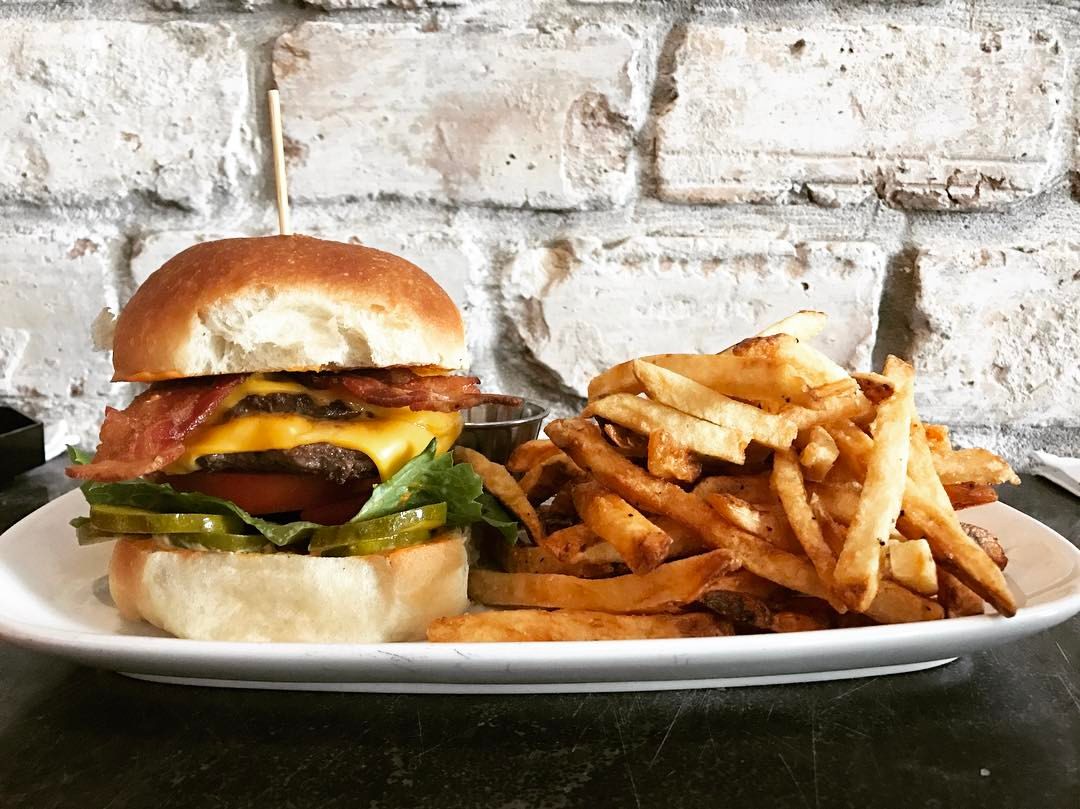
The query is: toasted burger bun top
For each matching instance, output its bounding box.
[112,235,467,382]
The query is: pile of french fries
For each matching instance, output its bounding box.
[432,312,1021,643]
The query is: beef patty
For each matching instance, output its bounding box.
[226,393,364,421]
[197,444,377,484]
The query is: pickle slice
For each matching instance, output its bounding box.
[308,503,448,553]
[75,522,118,546]
[313,527,433,558]
[155,533,273,554]
[89,504,246,535]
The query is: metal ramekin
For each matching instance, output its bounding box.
[457,400,548,464]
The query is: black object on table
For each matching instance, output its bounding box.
[0,458,1077,809]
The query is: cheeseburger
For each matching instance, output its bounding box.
[67,235,519,643]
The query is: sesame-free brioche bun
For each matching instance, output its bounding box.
[108,533,470,643]
[112,235,468,383]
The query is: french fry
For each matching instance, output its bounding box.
[544,523,599,562]
[755,309,829,341]
[587,353,811,405]
[924,424,952,454]
[852,371,895,404]
[584,394,747,463]
[702,590,833,633]
[902,423,1017,616]
[499,544,622,579]
[833,357,915,611]
[937,570,986,618]
[454,446,547,546]
[518,451,586,504]
[602,422,648,456]
[467,549,740,613]
[693,474,776,507]
[807,481,861,525]
[506,439,560,476]
[427,609,734,642]
[933,448,1020,486]
[571,480,673,574]
[961,523,1008,570]
[780,382,874,431]
[546,418,941,623]
[632,360,798,450]
[884,538,938,595]
[770,448,845,610]
[945,483,999,510]
[798,425,839,482]
[703,570,783,601]
[702,492,802,554]
[647,429,703,483]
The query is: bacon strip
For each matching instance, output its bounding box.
[67,376,243,482]
[309,369,523,413]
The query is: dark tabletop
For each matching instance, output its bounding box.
[0,459,1077,809]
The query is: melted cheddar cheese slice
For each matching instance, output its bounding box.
[163,375,463,480]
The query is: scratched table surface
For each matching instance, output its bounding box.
[0,458,1077,809]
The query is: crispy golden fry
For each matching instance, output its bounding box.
[427,609,734,642]
[499,544,621,579]
[633,360,798,450]
[962,523,1008,570]
[902,422,1017,616]
[518,451,586,504]
[584,394,747,463]
[544,523,599,562]
[693,474,776,507]
[646,429,703,483]
[807,481,861,526]
[506,439,560,476]
[934,448,1020,486]
[602,422,648,456]
[454,446,547,546]
[702,590,832,633]
[798,425,840,482]
[834,357,915,611]
[780,383,874,431]
[755,309,828,341]
[924,424,952,454]
[826,420,874,475]
[546,418,941,624]
[587,353,811,405]
[702,492,802,554]
[704,570,783,600]
[945,482,999,510]
[885,538,938,596]
[771,448,845,610]
[852,371,895,404]
[648,515,713,558]
[571,480,673,574]
[467,549,740,613]
[937,570,986,618]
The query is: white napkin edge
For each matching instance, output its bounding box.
[1030,451,1080,499]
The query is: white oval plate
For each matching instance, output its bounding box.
[0,489,1077,693]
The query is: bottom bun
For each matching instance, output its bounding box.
[109,532,469,643]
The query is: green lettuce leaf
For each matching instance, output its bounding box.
[65,440,520,546]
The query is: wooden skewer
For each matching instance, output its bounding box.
[267,89,292,236]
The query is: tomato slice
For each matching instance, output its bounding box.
[163,472,364,516]
[299,496,371,526]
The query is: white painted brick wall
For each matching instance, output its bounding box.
[0,21,254,212]
[0,2,1076,468]
[0,233,128,448]
[274,23,643,210]
[505,237,885,395]
[656,25,1068,210]
[912,241,1080,423]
